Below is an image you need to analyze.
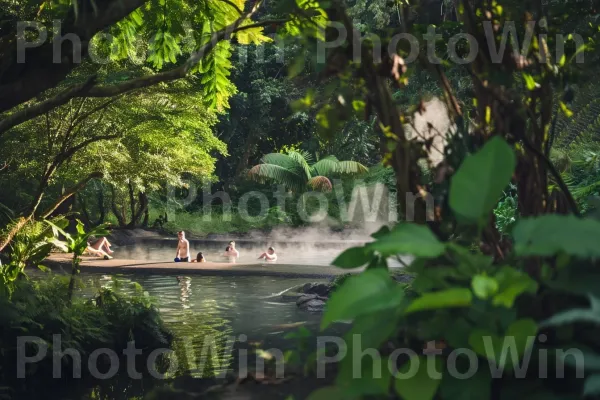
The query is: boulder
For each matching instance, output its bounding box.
[301,282,332,297]
[392,273,415,284]
[296,294,326,312]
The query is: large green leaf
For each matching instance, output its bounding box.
[469,319,538,370]
[332,246,373,269]
[440,367,491,400]
[404,288,473,315]
[394,355,443,400]
[513,215,600,258]
[321,269,404,330]
[449,136,516,223]
[367,223,446,258]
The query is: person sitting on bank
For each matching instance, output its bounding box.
[174,231,190,262]
[223,241,239,258]
[89,236,114,254]
[86,238,113,260]
[191,252,206,263]
[258,247,277,262]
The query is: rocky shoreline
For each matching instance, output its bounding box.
[277,272,414,314]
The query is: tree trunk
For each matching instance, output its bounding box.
[235,130,260,179]
[127,183,136,227]
[110,186,127,227]
[67,255,79,306]
[96,184,106,225]
[130,191,148,227]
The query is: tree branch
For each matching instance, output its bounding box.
[0,76,97,135]
[40,172,104,218]
[0,8,284,135]
[0,0,147,113]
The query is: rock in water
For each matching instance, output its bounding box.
[296,294,326,312]
[301,283,331,297]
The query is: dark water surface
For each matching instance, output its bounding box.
[63,272,340,398]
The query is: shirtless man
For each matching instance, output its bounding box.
[223,241,240,259]
[174,231,190,262]
[258,247,277,262]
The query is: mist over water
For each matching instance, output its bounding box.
[116,220,409,267]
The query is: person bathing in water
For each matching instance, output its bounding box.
[258,247,277,262]
[223,241,239,260]
[174,231,190,262]
[191,252,206,263]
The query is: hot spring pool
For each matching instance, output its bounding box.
[113,238,366,265]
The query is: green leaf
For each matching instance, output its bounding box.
[471,275,499,299]
[332,246,372,269]
[513,215,600,258]
[491,266,538,308]
[440,366,491,400]
[306,386,346,400]
[449,137,516,223]
[469,319,538,370]
[540,295,600,327]
[367,223,446,258]
[394,355,442,400]
[371,225,391,239]
[585,374,600,396]
[337,351,392,397]
[559,101,574,117]
[405,288,473,315]
[321,269,404,330]
[522,73,538,90]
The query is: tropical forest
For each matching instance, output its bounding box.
[1,0,600,398]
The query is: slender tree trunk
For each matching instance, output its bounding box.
[67,255,79,306]
[110,186,127,227]
[78,193,92,226]
[127,183,136,227]
[96,184,106,225]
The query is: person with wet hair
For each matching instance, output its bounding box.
[191,252,206,263]
[258,247,277,262]
[223,241,239,258]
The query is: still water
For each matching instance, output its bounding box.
[80,272,330,376]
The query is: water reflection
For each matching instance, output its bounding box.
[79,273,325,379]
[176,276,192,309]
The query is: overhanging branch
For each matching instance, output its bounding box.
[0,76,97,135]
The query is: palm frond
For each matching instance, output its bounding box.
[287,151,312,180]
[310,157,340,177]
[337,160,369,174]
[308,176,333,192]
[247,164,304,192]
[0,201,14,223]
[261,153,297,170]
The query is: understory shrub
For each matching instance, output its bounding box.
[0,275,173,399]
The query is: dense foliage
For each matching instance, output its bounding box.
[2,0,600,398]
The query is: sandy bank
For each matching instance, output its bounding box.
[45,254,354,278]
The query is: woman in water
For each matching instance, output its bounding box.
[191,252,206,263]
[258,247,277,262]
[223,241,240,258]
